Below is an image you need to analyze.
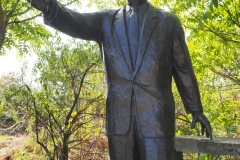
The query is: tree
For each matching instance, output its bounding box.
[15,37,106,159]
[0,72,29,134]
[0,0,53,54]
[0,0,83,54]
[1,0,239,159]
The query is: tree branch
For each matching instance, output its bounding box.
[221,4,240,29]
[65,62,96,129]
[7,13,42,25]
[11,7,32,17]
[204,26,240,44]
[182,5,240,44]
[4,0,21,24]
[211,67,240,85]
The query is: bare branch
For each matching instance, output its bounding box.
[70,117,95,135]
[7,13,42,25]
[65,62,96,128]
[211,67,240,85]
[204,26,240,44]
[69,94,103,131]
[176,113,191,124]
[0,121,24,134]
[44,105,64,134]
[68,131,93,145]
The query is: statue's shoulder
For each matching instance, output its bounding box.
[99,9,119,16]
[94,9,119,22]
[153,7,180,25]
[155,8,177,20]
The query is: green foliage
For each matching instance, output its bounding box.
[17,36,106,159]
[154,0,240,134]
[0,34,106,159]
[1,0,239,159]
[152,0,240,159]
[0,73,26,128]
[12,135,47,160]
[0,0,51,55]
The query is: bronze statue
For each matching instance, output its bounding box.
[29,0,212,159]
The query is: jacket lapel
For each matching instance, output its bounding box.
[114,6,132,72]
[133,4,157,76]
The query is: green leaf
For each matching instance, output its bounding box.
[212,0,219,8]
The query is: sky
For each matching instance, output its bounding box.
[0,50,37,85]
[0,51,24,76]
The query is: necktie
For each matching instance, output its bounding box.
[128,7,139,69]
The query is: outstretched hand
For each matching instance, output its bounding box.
[191,112,212,140]
[28,0,52,12]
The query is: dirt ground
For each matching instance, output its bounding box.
[0,135,27,160]
[0,135,110,160]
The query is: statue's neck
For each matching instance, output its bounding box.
[128,0,147,6]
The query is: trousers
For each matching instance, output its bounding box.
[108,92,175,160]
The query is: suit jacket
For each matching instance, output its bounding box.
[45,1,203,138]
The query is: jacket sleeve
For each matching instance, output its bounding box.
[43,0,104,42]
[172,16,203,113]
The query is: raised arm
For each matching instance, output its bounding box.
[29,0,103,42]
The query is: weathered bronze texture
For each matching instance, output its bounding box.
[29,0,212,159]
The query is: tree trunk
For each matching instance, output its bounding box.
[60,135,69,160]
[0,0,6,50]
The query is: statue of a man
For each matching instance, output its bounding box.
[29,0,212,159]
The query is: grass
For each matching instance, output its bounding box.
[0,135,9,143]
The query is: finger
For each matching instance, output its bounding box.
[191,117,197,129]
[201,124,205,135]
[206,127,209,137]
[202,121,212,140]
[206,125,213,140]
[209,132,213,140]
